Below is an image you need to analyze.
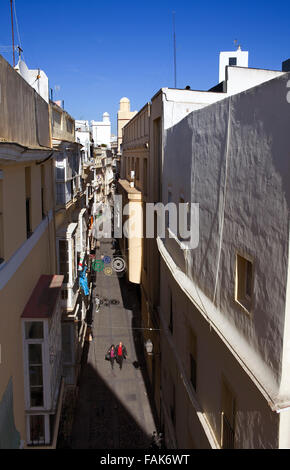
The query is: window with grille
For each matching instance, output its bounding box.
[28,344,44,407]
[59,240,69,283]
[29,415,45,446]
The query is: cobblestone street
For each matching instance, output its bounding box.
[70,239,157,449]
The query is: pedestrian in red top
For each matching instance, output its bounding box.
[115,342,127,370]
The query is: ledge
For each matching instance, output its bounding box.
[117,179,143,201]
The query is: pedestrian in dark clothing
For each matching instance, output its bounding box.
[115,342,127,370]
[106,344,116,369]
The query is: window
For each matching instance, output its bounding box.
[71,234,76,283]
[61,289,68,300]
[235,254,253,312]
[56,182,65,205]
[28,344,44,407]
[25,322,44,340]
[55,166,65,182]
[153,118,161,201]
[169,291,173,334]
[25,167,32,238]
[166,190,172,229]
[59,240,69,283]
[143,159,148,196]
[29,415,45,446]
[135,158,140,182]
[26,198,32,238]
[41,166,45,219]
[229,57,237,66]
[62,322,75,385]
[66,118,73,134]
[143,207,147,272]
[53,109,62,129]
[221,380,235,449]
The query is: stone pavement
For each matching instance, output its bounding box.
[70,239,157,449]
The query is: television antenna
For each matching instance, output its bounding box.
[10,0,15,66]
[172,11,177,88]
[234,39,241,50]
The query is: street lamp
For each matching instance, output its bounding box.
[145,339,154,355]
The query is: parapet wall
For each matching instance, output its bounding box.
[0,55,50,149]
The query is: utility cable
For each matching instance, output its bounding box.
[13,0,25,62]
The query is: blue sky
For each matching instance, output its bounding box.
[1,0,290,133]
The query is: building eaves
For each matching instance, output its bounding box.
[0,141,54,164]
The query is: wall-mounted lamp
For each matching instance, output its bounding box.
[145,339,154,355]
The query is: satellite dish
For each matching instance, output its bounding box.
[17,59,30,83]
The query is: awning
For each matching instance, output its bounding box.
[21,275,64,319]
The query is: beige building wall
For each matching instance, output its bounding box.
[118,179,143,284]
[141,93,163,419]
[0,55,50,148]
[117,97,137,155]
[51,102,75,144]
[159,262,280,448]
[118,103,150,285]
[0,158,57,447]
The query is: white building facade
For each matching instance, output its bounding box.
[157,69,290,449]
[91,112,111,149]
[75,120,92,163]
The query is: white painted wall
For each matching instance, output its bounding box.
[91,113,111,148]
[75,120,91,161]
[219,49,249,83]
[15,59,49,103]
[225,67,284,95]
[162,67,286,132]
[160,71,290,447]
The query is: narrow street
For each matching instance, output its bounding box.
[70,238,157,449]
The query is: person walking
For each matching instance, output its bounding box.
[106,344,116,370]
[115,342,127,370]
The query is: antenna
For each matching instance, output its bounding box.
[17,45,23,60]
[10,0,15,66]
[173,11,177,88]
[234,39,241,51]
